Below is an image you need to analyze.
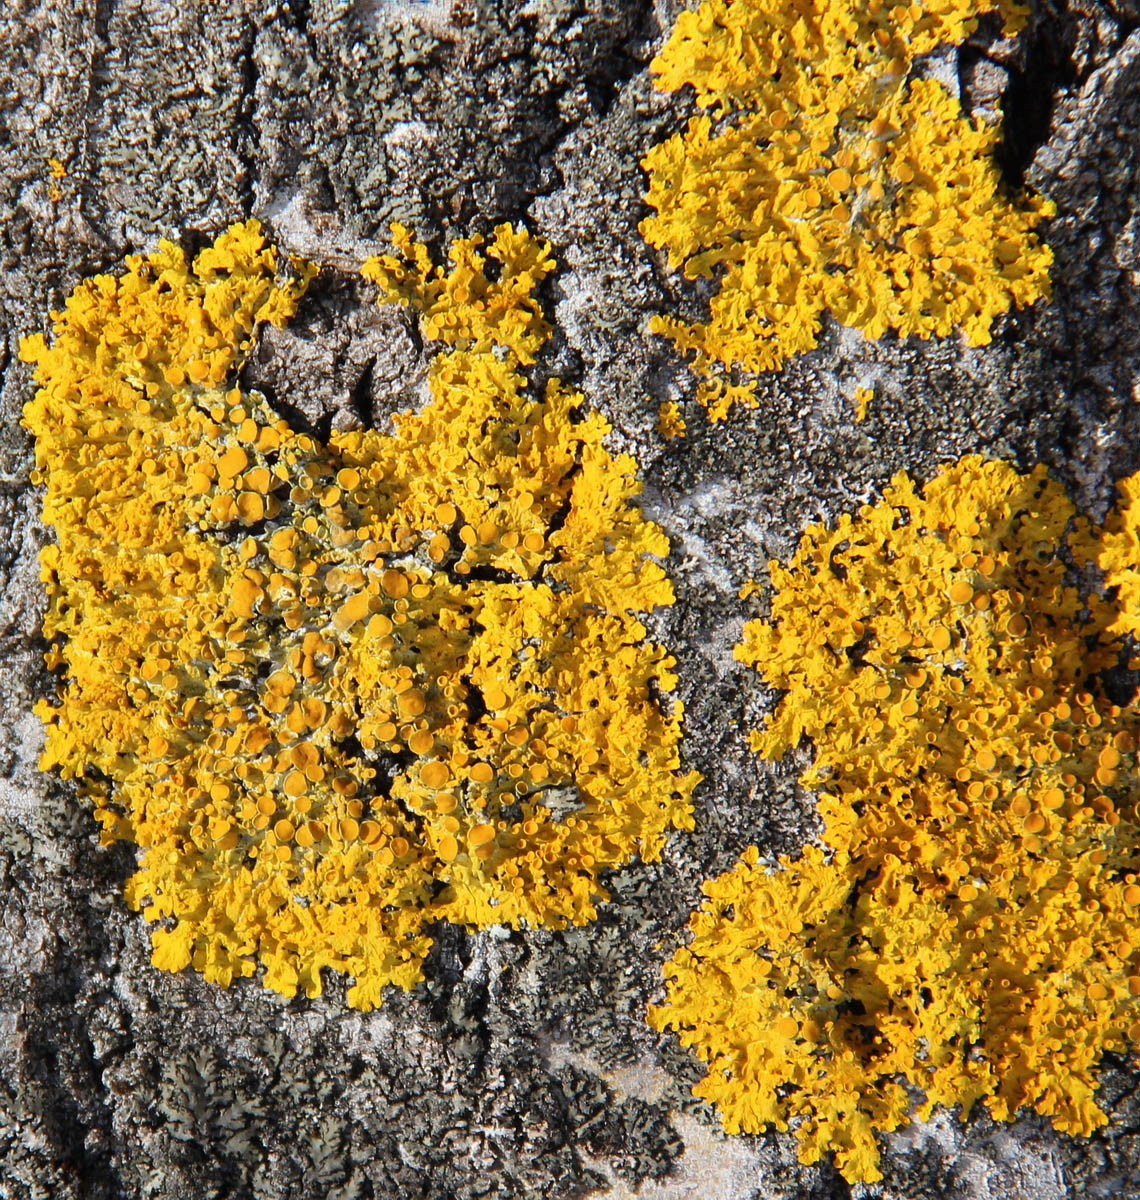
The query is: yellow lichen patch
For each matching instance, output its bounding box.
[1086,471,1140,639]
[23,220,697,1010]
[652,455,1140,1182]
[642,0,1054,418]
[47,157,67,203]
[852,385,873,423]
[362,222,555,365]
[656,400,687,440]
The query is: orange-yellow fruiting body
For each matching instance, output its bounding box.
[22,219,697,1009]
[652,456,1140,1182]
[642,0,1054,418]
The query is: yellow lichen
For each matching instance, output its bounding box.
[22,219,697,1009]
[642,0,1054,418]
[1087,471,1140,641]
[47,157,67,202]
[652,455,1140,1182]
[852,384,874,422]
[656,400,688,440]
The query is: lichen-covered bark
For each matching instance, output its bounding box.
[3,2,1140,1198]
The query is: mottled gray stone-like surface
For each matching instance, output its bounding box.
[3,1,1140,1197]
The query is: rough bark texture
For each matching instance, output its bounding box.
[3,1,1140,1197]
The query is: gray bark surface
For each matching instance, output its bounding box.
[2,1,1140,1197]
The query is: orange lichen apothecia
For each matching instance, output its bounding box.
[651,456,1140,1182]
[22,219,697,1009]
[642,0,1054,418]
